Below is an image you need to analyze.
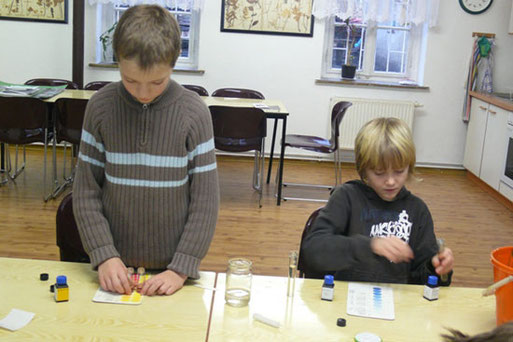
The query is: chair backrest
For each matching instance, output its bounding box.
[56,192,90,263]
[212,88,265,99]
[25,78,79,90]
[54,98,88,145]
[209,105,267,152]
[84,81,111,90]
[297,207,328,279]
[0,97,49,145]
[330,101,352,149]
[182,84,209,96]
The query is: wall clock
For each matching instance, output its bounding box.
[459,0,493,15]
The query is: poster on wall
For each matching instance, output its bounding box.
[221,0,314,37]
[0,0,67,23]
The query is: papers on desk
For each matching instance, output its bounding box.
[346,283,395,320]
[0,309,35,331]
[0,81,66,99]
[253,103,281,111]
[92,287,143,305]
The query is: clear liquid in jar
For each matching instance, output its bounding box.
[225,287,250,307]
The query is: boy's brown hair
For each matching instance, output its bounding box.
[354,117,416,180]
[113,5,181,70]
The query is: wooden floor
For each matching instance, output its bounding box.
[1,146,512,288]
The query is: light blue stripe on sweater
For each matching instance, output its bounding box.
[106,152,188,168]
[189,162,217,174]
[188,138,215,161]
[105,173,189,188]
[81,130,105,153]
[78,152,105,168]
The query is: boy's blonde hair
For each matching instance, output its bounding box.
[354,117,416,180]
[113,5,181,70]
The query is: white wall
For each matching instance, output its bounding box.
[1,0,512,167]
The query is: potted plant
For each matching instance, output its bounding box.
[341,17,358,79]
[99,21,118,63]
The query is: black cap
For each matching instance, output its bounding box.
[337,318,346,327]
[40,273,49,281]
[50,284,55,293]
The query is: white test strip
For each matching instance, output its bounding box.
[253,313,280,328]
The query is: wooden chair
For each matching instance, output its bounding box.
[212,87,264,99]
[25,78,79,89]
[297,207,330,279]
[278,101,352,202]
[84,81,111,90]
[56,192,90,263]
[50,98,88,199]
[0,97,52,199]
[182,84,209,96]
[209,105,267,207]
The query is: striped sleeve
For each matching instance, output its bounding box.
[72,99,120,269]
[167,100,220,278]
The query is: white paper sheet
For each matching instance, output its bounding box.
[0,309,35,331]
[346,283,395,320]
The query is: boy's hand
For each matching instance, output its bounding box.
[98,257,133,295]
[431,247,454,276]
[371,236,414,263]
[138,270,187,296]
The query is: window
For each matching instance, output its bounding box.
[322,7,427,83]
[96,2,200,70]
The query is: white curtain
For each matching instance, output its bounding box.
[312,0,440,28]
[88,0,204,11]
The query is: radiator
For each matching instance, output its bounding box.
[330,97,416,150]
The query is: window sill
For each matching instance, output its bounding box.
[88,63,205,75]
[315,77,429,90]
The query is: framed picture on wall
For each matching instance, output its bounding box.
[221,0,314,37]
[0,0,68,23]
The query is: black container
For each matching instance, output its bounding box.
[341,65,356,79]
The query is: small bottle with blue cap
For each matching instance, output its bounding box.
[423,275,439,301]
[54,275,69,302]
[321,275,334,301]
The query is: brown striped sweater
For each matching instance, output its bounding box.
[72,80,219,279]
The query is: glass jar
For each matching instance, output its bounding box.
[225,258,252,307]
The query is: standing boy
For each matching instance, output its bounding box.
[302,118,454,285]
[73,5,219,296]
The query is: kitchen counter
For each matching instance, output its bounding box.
[470,90,513,111]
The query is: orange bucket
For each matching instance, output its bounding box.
[491,246,513,325]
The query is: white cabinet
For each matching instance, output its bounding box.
[499,181,513,202]
[463,99,488,176]
[463,98,511,191]
[480,105,509,189]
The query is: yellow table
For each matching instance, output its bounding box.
[208,274,496,342]
[0,257,216,341]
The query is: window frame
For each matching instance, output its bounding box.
[95,3,201,70]
[321,16,427,83]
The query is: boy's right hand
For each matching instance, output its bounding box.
[98,257,133,295]
[371,236,414,263]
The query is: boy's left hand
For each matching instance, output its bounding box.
[137,270,187,296]
[431,247,454,276]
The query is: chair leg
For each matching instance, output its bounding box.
[50,143,76,200]
[6,144,26,181]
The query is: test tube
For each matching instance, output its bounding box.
[287,251,298,297]
[436,238,448,282]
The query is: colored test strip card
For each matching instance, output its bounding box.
[92,274,151,305]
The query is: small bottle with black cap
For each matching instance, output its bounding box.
[423,275,439,301]
[321,275,335,301]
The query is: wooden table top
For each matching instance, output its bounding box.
[208,273,496,342]
[45,89,289,114]
[0,257,216,341]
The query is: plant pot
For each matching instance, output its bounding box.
[341,65,357,79]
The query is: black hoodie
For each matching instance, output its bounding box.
[302,180,452,285]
